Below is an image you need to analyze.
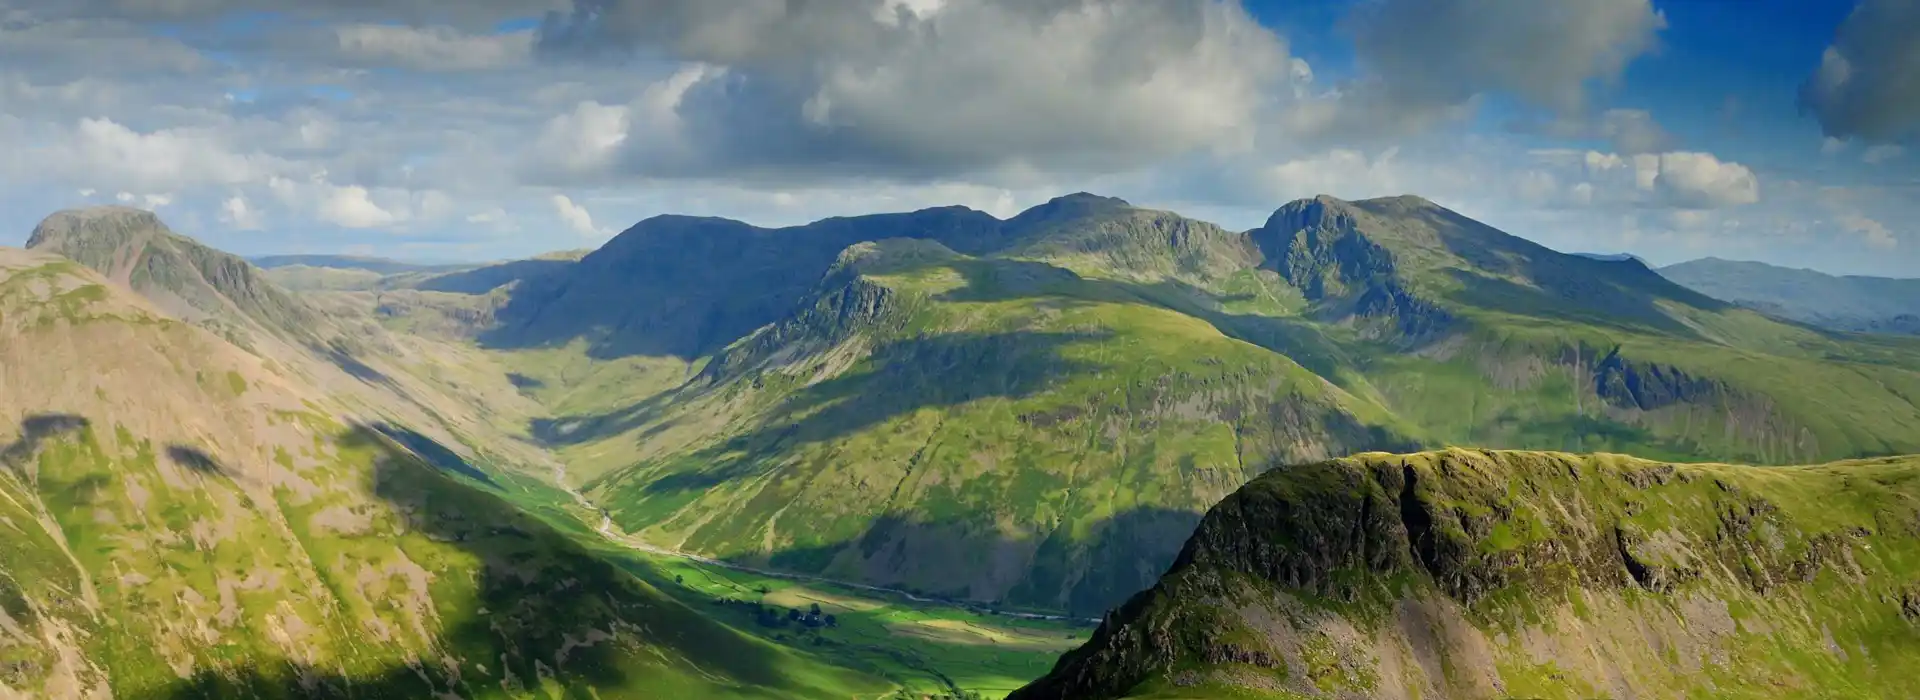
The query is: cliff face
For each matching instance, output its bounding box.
[1013,449,1920,700]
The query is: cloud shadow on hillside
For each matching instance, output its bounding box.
[536,330,1106,453]
[412,257,575,295]
[145,423,843,699]
[633,506,1211,621]
[0,414,90,469]
[927,258,1366,391]
[163,445,226,476]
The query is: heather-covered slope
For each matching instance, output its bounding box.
[1013,448,1920,700]
[0,247,883,698]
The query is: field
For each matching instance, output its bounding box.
[626,551,1091,697]
[478,463,1091,698]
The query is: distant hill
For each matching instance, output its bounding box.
[1571,251,1651,266]
[1013,448,1920,699]
[1659,257,1920,335]
[251,253,473,275]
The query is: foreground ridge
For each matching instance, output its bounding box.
[1014,448,1920,699]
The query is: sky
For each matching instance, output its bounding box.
[1,0,1917,277]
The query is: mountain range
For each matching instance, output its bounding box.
[1658,257,1920,336]
[482,192,1920,617]
[6,193,1920,697]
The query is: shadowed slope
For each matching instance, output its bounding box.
[1014,448,1920,700]
[0,248,885,698]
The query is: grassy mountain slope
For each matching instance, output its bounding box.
[1660,257,1920,336]
[1012,448,1920,700]
[1249,195,1920,465]
[23,207,574,492]
[515,194,1920,619]
[572,234,1414,616]
[0,247,884,698]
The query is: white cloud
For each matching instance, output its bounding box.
[523,100,631,181]
[533,0,1295,180]
[1863,144,1905,164]
[1841,213,1898,249]
[1652,152,1760,208]
[220,194,262,230]
[1532,149,1758,209]
[333,24,535,71]
[318,184,398,228]
[27,117,275,192]
[551,194,606,236]
[1821,136,1849,156]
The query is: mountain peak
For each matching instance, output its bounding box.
[1049,192,1130,207]
[22,206,320,338]
[26,205,172,250]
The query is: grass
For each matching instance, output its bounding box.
[618,549,1089,697]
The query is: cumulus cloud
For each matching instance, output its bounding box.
[1840,212,1898,249]
[28,117,276,192]
[1532,149,1759,209]
[1863,144,1905,164]
[1347,0,1666,114]
[220,194,263,229]
[1800,0,1920,141]
[265,174,452,229]
[316,184,398,228]
[530,0,1294,181]
[550,194,606,236]
[333,24,535,71]
[1651,152,1760,209]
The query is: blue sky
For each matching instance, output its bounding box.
[1,0,1916,276]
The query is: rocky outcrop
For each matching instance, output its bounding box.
[1591,347,1724,411]
[1254,196,1453,341]
[1013,449,1920,700]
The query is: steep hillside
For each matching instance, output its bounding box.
[1660,257,1920,336]
[1013,448,1920,700]
[482,208,1002,359]
[26,207,320,344]
[1248,195,1920,465]
[0,247,883,698]
[21,207,570,491]
[570,236,1415,615]
[521,194,1920,619]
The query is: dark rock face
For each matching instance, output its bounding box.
[1253,197,1453,341]
[26,206,321,341]
[1261,197,1396,299]
[1592,347,1724,411]
[1012,450,1912,700]
[701,275,898,380]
